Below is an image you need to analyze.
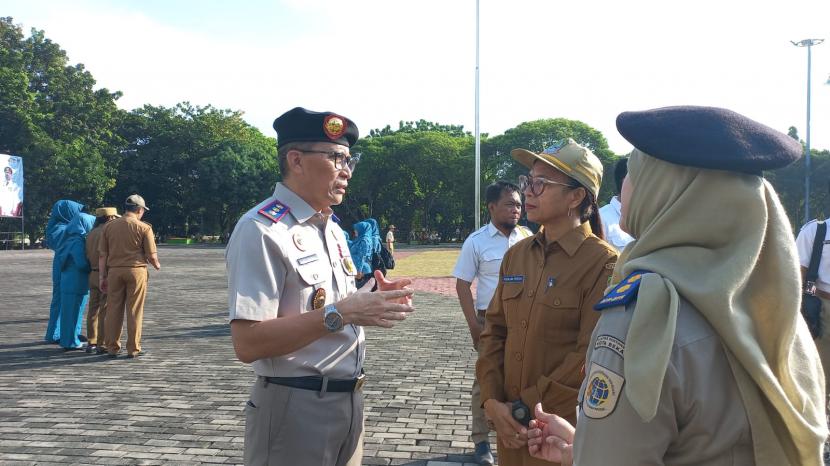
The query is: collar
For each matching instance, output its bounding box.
[533,221,592,257]
[487,222,501,237]
[273,182,322,225]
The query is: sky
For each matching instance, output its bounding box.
[3,0,830,154]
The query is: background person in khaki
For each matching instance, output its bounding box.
[476,139,617,466]
[99,195,160,359]
[84,207,119,354]
[385,225,395,254]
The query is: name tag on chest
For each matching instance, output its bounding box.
[502,275,524,283]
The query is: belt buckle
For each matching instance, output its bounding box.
[354,373,366,391]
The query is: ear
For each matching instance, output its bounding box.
[568,187,587,209]
[285,149,306,176]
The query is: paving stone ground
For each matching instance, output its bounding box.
[0,246,495,465]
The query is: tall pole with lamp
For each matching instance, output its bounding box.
[791,38,824,225]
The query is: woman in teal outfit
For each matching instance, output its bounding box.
[44,200,84,343]
[57,212,95,350]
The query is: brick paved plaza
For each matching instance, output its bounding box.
[0,246,495,465]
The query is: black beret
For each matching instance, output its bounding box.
[616,106,802,175]
[273,107,359,148]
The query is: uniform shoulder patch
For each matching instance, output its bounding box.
[582,362,625,419]
[257,200,290,224]
[594,270,649,310]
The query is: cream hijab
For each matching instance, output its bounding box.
[615,149,826,465]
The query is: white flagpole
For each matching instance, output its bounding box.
[474,0,481,230]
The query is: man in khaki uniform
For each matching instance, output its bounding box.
[99,195,160,359]
[227,107,415,466]
[84,207,119,354]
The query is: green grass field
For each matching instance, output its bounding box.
[388,250,460,278]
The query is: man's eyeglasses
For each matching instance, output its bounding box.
[517,175,578,196]
[296,150,361,172]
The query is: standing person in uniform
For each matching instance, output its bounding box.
[796,211,830,409]
[453,180,532,465]
[476,139,618,466]
[226,107,415,466]
[99,195,160,359]
[44,200,84,344]
[386,224,396,254]
[527,106,827,466]
[598,158,633,252]
[57,212,96,350]
[85,207,119,354]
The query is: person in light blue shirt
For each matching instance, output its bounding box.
[44,200,84,343]
[57,213,95,350]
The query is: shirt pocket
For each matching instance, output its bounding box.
[537,289,582,343]
[501,283,524,328]
[479,250,503,279]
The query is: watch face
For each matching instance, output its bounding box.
[324,310,343,331]
[513,405,528,419]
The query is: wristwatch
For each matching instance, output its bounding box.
[323,304,344,332]
[511,399,532,427]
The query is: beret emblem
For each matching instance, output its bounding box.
[323,115,347,140]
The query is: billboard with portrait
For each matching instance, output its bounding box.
[0,154,23,218]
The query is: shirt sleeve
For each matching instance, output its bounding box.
[226,219,286,322]
[452,236,478,282]
[796,223,816,268]
[143,226,157,257]
[98,224,109,257]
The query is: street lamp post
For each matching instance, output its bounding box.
[474,0,481,231]
[791,38,824,225]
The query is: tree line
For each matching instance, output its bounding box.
[1,17,827,244]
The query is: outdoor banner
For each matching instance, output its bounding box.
[0,154,23,218]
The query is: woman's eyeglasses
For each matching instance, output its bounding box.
[517,175,578,196]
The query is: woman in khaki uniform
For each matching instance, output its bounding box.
[476,139,618,466]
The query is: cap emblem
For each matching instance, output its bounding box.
[323,115,347,140]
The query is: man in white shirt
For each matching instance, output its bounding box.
[796,218,830,396]
[452,181,532,465]
[599,158,634,251]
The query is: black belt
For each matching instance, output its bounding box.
[262,374,365,393]
[91,268,99,271]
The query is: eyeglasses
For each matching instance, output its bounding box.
[296,150,361,172]
[518,175,578,196]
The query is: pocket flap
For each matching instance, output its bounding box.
[502,283,524,300]
[297,263,326,286]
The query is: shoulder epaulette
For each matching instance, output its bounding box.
[594,270,649,311]
[258,200,290,224]
[331,212,341,223]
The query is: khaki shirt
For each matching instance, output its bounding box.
[86,225,104,271]
[477,222,617,424]
[226,182,363,379]
[573,293,753,465]
[99,216,157,267]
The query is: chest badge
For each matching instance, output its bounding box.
[292,232,307,251]
[343,257,356,274]
[312,288,327,309]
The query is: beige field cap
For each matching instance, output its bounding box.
[125,194,150,211]
[95,207,120,217]
[511,138,604,198]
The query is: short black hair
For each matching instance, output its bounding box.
[614,158,628,195]
[485,181,521,207]
[3,166,11,174]
[277,141,314,178]
[124,203,142,213]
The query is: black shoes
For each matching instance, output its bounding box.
[473,441,494,465]
[85,344,97,354]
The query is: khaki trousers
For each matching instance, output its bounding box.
[105,266,148,356]
[244,378,364,466]
[471,312,490,444]
[86,271,108,346]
